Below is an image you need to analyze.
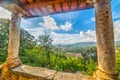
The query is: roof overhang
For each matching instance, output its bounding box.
[0,0,94,19]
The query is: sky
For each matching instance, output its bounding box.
[0,0,120,45]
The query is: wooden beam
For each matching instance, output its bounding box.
[54,3,62,12]
[62,1,69,12]
[18,0,27,6]
[23,0,87,9]
[47,4,56,14]
[59,2,64,12]
[19,0,27,4]
[34,7,42,16]
[79,2,87,9]
[27,0,34,3]
[18,0,93,18]
[52,3,57,13]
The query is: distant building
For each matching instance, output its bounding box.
[65,52,83,58]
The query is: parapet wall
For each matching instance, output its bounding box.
[0,64,93,80]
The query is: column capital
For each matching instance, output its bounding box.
[3,3,26,17]
[93,0,110,3]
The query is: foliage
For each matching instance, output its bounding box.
[0,19,36,62]
[20,28,36,58]
[37,33,53,66]
[0,18,120,76]
[20,46,97,75]
[66,46,97,61]
[0,19,10,62]
[116,51,120,77]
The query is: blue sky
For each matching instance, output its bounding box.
[21,8,95,34]
[0,0,120,44]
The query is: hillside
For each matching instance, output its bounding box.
[60,42,96,49]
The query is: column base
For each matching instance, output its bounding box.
[93,68,119,80]
[5,57,22,68]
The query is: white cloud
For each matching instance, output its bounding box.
[21,18,33,28]
[23,25,96,44]
[38,16,73,31]
[60,21,72,31]
[51,30,96,44]
[80,31,84,37]
[51,19,120,45]
[91,17,95,22]
[0,7,11,19]
[22,15,96,44]
[113,12,120,19]
[23,27,45,38]
[39,16,59,30]
[113,20,120,41]
[49,19,120,44]
[85,17,95,24]
[22,16,120,45]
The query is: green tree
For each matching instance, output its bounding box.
[37,33,53,67]
[20,28,36,55]
[0,19,10,62]
[0,18,36,63]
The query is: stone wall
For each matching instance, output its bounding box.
[0,64,93,80]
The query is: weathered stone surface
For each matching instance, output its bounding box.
[6,12,22,68]
[12,65,57,80]
[1,65,93,80]
[93,0,119,80]
[3,4,26,17]
[54,72,77,80]
[94,0,116,74]
[77,74,93,80]
[54,72,93,80]
[5,4,26,69]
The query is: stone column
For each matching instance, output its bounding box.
[4,4,26,68]
[94,0,119,80]
[6,13,21,68]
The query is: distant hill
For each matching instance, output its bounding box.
[59,42,96,49]
[57,41,120,49]
[115,41,120,49]
[116,41,120,46]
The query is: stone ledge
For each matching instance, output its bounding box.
[54,72,93,80]
[11,65,57,80]
[9,65,93,80]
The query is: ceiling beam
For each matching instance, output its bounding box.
[23,0,88,9]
